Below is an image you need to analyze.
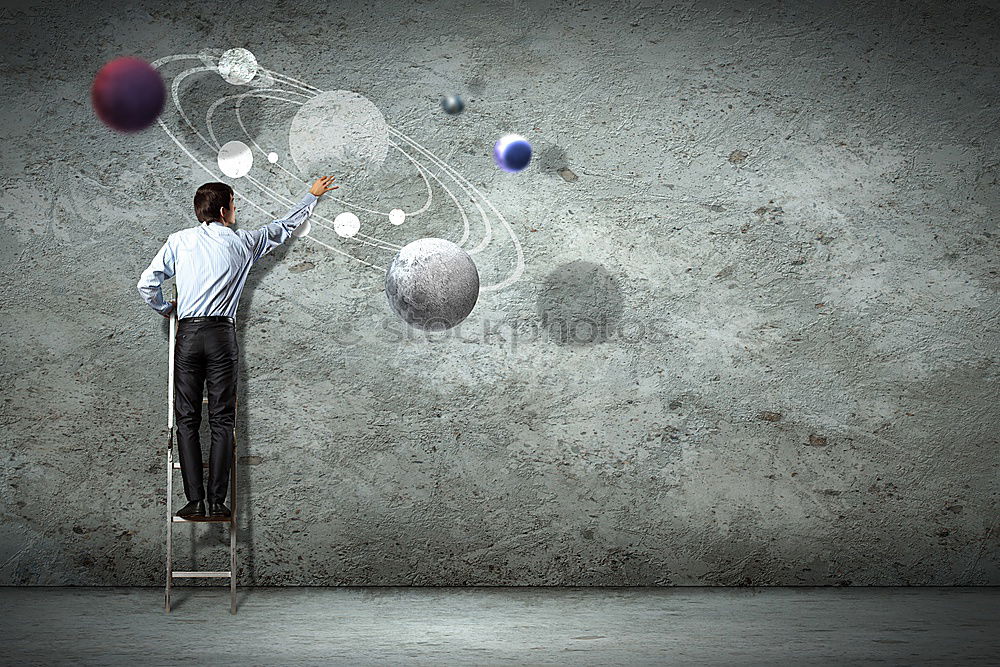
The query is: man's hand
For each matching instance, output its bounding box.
[161,300,176,319]
[309,176,339,197]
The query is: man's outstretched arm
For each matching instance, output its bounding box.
[137,238,176,317]
[243,176,339,262]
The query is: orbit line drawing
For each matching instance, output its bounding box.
[151,51,524,291]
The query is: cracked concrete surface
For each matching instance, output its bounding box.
[0,0,997,585]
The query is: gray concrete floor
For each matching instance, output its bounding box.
[2,587,997,665]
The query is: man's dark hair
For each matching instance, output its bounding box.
[194,182,234,222]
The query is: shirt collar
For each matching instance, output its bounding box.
[203,221,231,232]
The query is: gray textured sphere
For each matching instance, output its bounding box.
[385,238,480,331]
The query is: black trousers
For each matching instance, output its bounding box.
[174,318,238,503]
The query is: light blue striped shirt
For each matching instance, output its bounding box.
[137,192,318,320]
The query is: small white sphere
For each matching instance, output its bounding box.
[333,211,361,238]
[217,140,253,178]
[267,151,278,163]
[218,48,259,85]
[291,219,310,238]
[389,208,406,226]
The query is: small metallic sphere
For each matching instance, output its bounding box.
[440,94,465,115]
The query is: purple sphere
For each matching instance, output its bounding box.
[91,57,166,132]
[493,134,532,173]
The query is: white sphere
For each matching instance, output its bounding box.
[333,211,361,238]
[389,208,405,226]
[218,48,258,85]
[267,151,278,163]
[291,219,310,238]
[217,140,253,178]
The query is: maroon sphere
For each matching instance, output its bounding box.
[91,57,166,132]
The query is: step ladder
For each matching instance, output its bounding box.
[164,295,239,614]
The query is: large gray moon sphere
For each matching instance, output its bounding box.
[385,238,480,331]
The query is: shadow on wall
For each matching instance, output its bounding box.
[532,141,569,177]
[233,238,296,589]
[536,261,623,345]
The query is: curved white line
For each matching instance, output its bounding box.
[231,96,432,228]
[169,67,399,253]
[152,53,200,68]
[243,173,399,253]
[387,127,494,253]
[387,127,523,290]
[228,95,396,250]
[206,90,306,150]
[170,65,450,250]
[171,66,218,153]
[155,115,383,270]
[233,92,298,157]
[262,68,321,93]
[155,56,523,287]
[389,139,469,247]
[253,70,477,249]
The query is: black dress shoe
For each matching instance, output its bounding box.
[176,500,205,519]
[208,501,231,518]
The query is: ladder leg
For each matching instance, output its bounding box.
[165,292,177,614]
[165,437,173,613]
[230,522,237,614]
[230,405,238,614]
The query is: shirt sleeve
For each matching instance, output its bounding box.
[241,193,318,262]
[137,238,176,316]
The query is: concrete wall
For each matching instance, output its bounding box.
[0,0,996,585]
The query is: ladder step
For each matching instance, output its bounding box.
[172,516,233,523]
[172,571,231,578]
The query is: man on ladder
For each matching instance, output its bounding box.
[137,176,339,519]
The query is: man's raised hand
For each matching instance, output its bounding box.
[309,176,339,197]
